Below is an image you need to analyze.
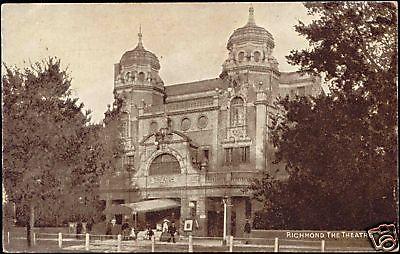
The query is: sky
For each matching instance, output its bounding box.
[2,3,315,123]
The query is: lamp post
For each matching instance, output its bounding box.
[133,211,137,229]
[223,198,227,244]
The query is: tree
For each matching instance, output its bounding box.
[2,57,123,245]
[249,2,397,230]
[59,97,126,224]
[2,58,86,244]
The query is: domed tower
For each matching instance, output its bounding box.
[221,5,279,98]
[114,27,165,113]
[221,5,279,172]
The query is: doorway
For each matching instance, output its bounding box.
[207,211,224,237]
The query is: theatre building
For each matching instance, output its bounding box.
[99,6,322,237]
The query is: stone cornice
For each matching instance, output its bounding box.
[224,65,280,75]
[254,100,269,106]
[99,184,251,193]
[114,85,165,95]
[138,106,220,119]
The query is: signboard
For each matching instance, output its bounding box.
[184,219,193,232]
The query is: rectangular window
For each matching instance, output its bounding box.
[127,155,134,165]
[241,146,250,163]
[225,147,250,165]
[233,147,241,164]
[245,198,252,218]
[203,149,209,161]
[224,148,233,165]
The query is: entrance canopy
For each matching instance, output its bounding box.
[103,204,132,215]
[121,199,180,213]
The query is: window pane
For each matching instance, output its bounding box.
[238,52,244,61]
[149,154,180,175]
[254,51,261,62]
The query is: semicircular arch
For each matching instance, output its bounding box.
[145,148,186,176]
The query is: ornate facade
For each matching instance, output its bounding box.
[99,6,322,237]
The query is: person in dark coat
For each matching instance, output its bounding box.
[76,221,83,239]
[109,218,122,236]
[146,225,154,240]
[244,219,251,244]
[121,220,131,240]
[87,217,94,233]
[168,222,177,243]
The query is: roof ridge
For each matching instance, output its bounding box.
[167,77,220,87]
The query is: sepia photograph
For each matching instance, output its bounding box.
[2,2,398,252]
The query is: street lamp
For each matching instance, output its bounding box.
[222,196,228,244]
[133,211,138,229]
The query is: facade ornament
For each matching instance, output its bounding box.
[247,4,256,26]
[154,126,173,150]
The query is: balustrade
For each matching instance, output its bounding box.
[127,171,258,190]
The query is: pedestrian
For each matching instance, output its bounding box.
[110,218,122,236]
[244,219,251,244]
[121,220,131,240]
[87,217,94,233]
[168,222,177,243]
[130,225,137,240]
[76,220,83,239]
[146,225,154,240]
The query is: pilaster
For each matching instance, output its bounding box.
[255,90,267,171]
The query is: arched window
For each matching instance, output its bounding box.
[230,97,245,126]
[125,72,131,82]
[138,72,145,82]
[238,52,245,62]
[254,51,261,62]
[149,153,180,175]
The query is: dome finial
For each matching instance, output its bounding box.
[247,4,256,26]
[137,24,143,48]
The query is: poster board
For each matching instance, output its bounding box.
[184,219,193,232]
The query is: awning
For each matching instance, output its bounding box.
[121,199,180,213]
[103,204,132,215]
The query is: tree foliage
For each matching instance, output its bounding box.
[2,58,124,231]
[250,2,397,230]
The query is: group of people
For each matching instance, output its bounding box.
[107,218,137,240]
[74,218,94,239]
[75,216,251,243]
[160,219,177,243]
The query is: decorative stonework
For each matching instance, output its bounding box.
[197,115,208,129]
[150,121,158,133]
[144,147,186,176]
[181,117,191,131]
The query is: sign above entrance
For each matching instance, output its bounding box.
[121,199,180,213]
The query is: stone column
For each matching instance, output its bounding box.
[212,93,220,169]
[234,198,246,237]
[196,197,208,237]
[225,197,233,238]
[180,197,189,234]
[254,90,267,171]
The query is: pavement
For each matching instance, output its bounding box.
[61,238,378,253]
